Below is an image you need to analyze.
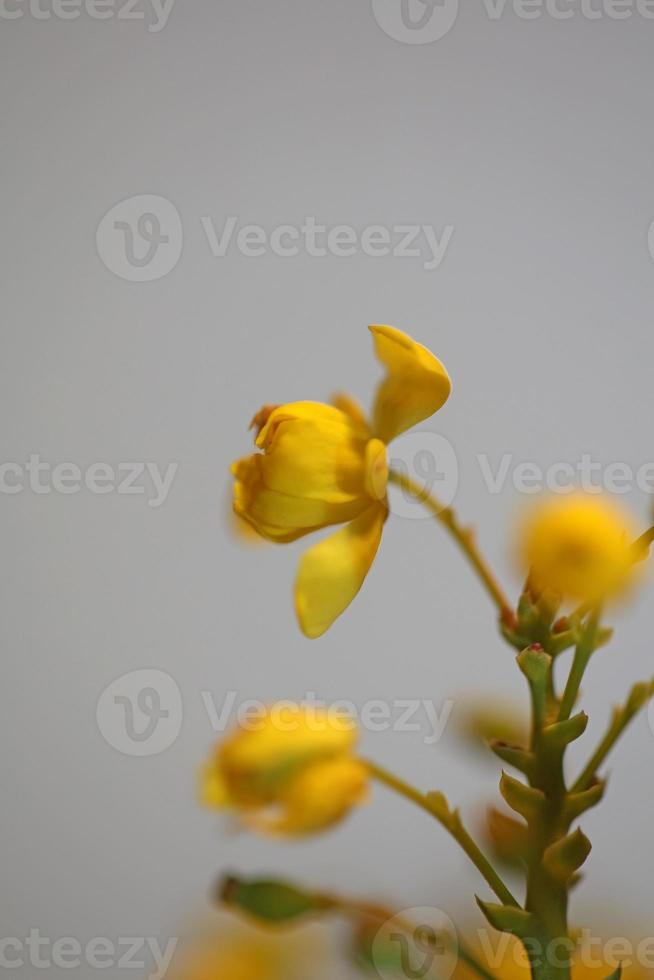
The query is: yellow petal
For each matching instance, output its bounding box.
[200,759,231,809]
[294,503,386,638]
[518,493,639,603]
[369,324,451,443]
[232,454,367,543]
[256,401,370,504]
[258,757,370,836]
[218,705,358,806]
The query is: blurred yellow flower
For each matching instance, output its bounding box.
[518,493,639,603]
[201,704,369,836]
[170,921,328,980]
[454,933,650,980]
[232,325,451,637]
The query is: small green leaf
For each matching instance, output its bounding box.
[500,771,546,822]
[489,741,536,779]
[563,781,605,822]
[517,645,552,684]
[542,828,592,883]
[541,712,588,749]
[476,897,536,937]
[603,966,622,980]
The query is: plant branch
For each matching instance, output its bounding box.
[558,607,602,722]
[365,759,519,909]
[571,678,654,793]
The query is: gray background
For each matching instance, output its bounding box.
[3,0,654,975]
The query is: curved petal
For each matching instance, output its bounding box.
[369,325,451,443]
[232,454,368,543]
[262,757,370,836]
[257,402,370,504]
[294,503,387,639]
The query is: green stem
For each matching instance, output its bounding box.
[365,759,519,908]
[558,608,601,722]
[388,470,514,623]
[572,678,654,793]
[522,656,572,980]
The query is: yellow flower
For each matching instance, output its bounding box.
[518,493,639,603]
[201,704,369,836]
[232,325,451,637]
[170,923,327,980]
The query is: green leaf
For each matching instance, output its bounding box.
[603,966,622,980]
[489,741,536,779]
[476,897,536,937]
[563,781,605,822]
[219,875,332,924]
[542,828,592,883]
[541,712,588,750]
[500,772,546,822]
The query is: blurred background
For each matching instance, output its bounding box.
[3,1,654,976]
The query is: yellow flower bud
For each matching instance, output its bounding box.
[518,493,639,603]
